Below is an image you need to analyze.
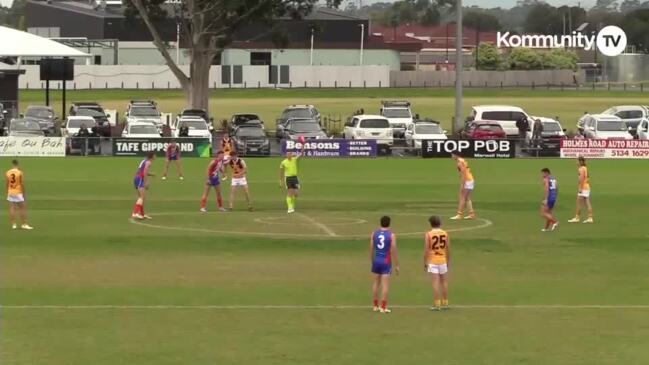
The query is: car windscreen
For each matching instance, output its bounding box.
[130,106,159,117]
[130,125,159,134]
[289,121,321,133]
[477,124,502,131]
[597,120,627,131]
[415,124,442,134]
[76,108,105,117]
[382,108,411,118]
[542,122,562,132]
[482,111,526,121]
[237,127,266,137]
[283,109,311,119]
[67,119,94,128]
[12,120,41,131]
[183,120,208,130]
[25,108,53,119]
[359,119,390,128]
[182,110,207,118]
[234,114,259,123]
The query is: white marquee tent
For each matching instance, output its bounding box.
[0,25,89,57]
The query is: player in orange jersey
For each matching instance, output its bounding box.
[568,156,594,224]
[424,215,450,311]
[5,160,33,230]
[450,152,476,220]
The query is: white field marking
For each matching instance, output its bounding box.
[254,216,367,226]
[2,304,649,310]
[296,213,338,237]
[129,214,492,239]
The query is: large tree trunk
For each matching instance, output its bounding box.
[187,50,212,112]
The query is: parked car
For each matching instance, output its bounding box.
[276,105,320,127]
[232,125,271,156]
[69,102,112,136]
[172,116,212,138]
[461,120,507,139]
[343,115,394,148]
[122,122,163,138]
[7,118,44,137]
[600,105,649,138]
[525,117,567,155]
[178,108,210,122]
[0,104,7,133]
[380,100,414,138]
[63,116,96,137]
[125,100,164,132]
[23,105,58,135]
[404,121,447,151]
[277,118,327,141]
[230,113,264,133]
[467,105,530,137]
[638,119,649,140]
[580,114,633,140]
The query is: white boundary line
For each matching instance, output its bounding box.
[2,304,649,310]
[296,213,338,237]
[130,215,493,239]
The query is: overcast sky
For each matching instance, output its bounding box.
[0,0,598,9]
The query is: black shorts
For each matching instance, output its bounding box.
[286,176,300,189]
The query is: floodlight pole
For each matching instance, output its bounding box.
[176,22,180,64]
[310,28,315,66]
[359,23,365,66]
[453,0,463,135]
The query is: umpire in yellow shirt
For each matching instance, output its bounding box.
[279,142,305,213]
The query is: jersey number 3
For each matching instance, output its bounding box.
[9,173,16,185]
[377,235,386,249]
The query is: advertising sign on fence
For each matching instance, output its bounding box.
[112,138,212,157]
[281,139,377,157]
[0,136,66,157]
[421,139,516,158]
[560,139,649,159]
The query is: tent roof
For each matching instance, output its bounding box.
[0,25,90,57]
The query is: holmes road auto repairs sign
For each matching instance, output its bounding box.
[561,139,649,159]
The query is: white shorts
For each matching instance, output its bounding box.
[464,181,475,190]
[7,194,25,203]
[231,177,248,187]
[427,263,448,275]
[578,190,591,198]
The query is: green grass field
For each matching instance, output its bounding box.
[1,156,649,364]
[20,88,649,132]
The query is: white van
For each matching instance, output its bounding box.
[468,105,530,137]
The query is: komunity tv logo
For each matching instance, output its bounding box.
[497,26,627,57]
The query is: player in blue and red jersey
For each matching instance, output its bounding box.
[132,152,156,220]
[369,216,399,314]
[161,140,184,181]
[200,150,228,213]
[541,168,559,232]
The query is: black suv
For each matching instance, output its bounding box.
[69,102,112,137]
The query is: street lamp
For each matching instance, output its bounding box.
[310,27,315,66]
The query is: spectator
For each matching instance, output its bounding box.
[77,124,90,156]
[515,116,529,148]
[532,118,544,148]
[178,122,189,137]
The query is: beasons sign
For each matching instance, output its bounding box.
[497,26,627,57]
[282,139,377,157]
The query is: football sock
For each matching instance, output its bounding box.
[545,220,551,229]
[291,196,296,208]
[373,299,378,307]
[434,299,441,308]
[286,197,292,209]
[381,300,387,309]
[200,197,207,208]
[442,299,448,306]
[217,196,223,208]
